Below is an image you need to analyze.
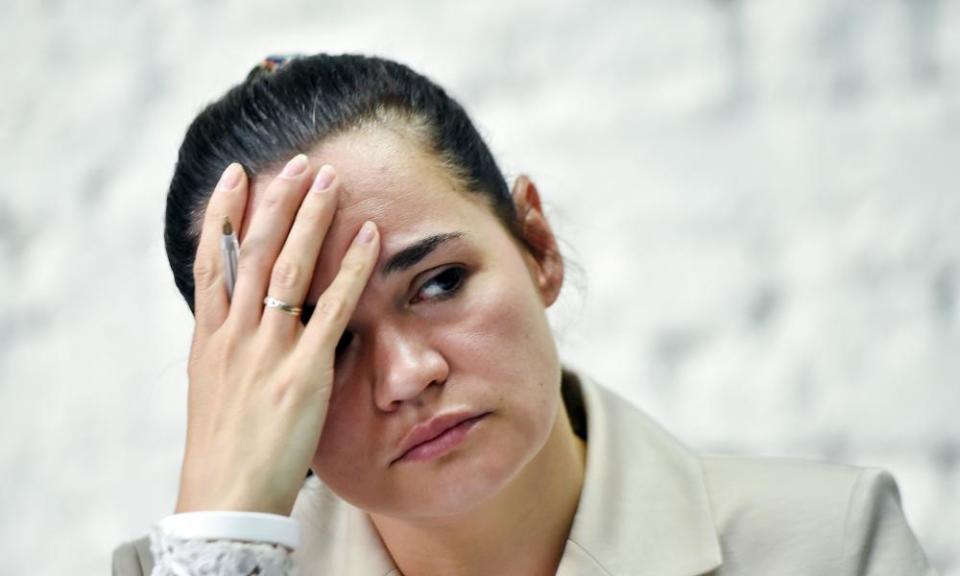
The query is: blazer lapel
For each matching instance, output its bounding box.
[557,370,723,576]
[292,477,398,575]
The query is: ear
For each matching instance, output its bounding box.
[511,175,564,307]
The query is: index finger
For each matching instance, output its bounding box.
[299,221,380,366]
[192,162,249,338]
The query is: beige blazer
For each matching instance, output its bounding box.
[114,369,937,575]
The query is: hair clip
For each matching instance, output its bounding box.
[246,53,302,81]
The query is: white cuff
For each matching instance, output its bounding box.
[157,511,300,550]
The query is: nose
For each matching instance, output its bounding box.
[372,323,449,412]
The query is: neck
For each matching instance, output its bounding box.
[369,398,588,576]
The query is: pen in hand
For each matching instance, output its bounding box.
[221,216,240,301]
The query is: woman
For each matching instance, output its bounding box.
[113,53,936,575]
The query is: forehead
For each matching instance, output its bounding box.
[244,127,496,299]
[248,126,468,214]
[313,126,472,225]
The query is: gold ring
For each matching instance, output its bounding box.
[263,296,303,316]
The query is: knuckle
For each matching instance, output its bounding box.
[237,245,270,276]
[259,191,284,213]
[317,297,347,324]
[193,325,244,368]
[269,379,298,407]
[340,258,366,276]
[237,256,267,277]
[193,259,219,289]
[219,328,246,356]
[271,375,319,409]
[271,259,302,290]
[298,204,327,227]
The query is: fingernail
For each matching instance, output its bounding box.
[282,154,308,178]
[311,165,335,193]
[355,221,376,244]
[217,163,242,190]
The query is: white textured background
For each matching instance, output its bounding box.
[2,0,957,573]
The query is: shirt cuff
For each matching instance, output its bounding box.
[157,511,300,550]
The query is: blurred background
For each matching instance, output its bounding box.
[2,0,958,573]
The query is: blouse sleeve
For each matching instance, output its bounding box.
[841,468,938,575]
[148,511,299,576]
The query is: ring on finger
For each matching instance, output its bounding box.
[263,296,303,316]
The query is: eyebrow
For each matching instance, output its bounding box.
[380,232,465,277]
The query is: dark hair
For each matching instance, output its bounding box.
[165,53,534,313]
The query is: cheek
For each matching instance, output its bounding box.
[442,262,561,417]
[464,290,540,365]
[462,258,555,365]
[312,387,377,483]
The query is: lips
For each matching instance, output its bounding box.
[392,410,491,464]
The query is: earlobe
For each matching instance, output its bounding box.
[511,175,564,307]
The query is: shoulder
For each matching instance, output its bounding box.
[701,455,861,555]
[701,454,862,526]
[700,456,936,574]
[111,536,152,576]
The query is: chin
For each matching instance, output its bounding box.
[377,437,531,519]
[424,458,519,519]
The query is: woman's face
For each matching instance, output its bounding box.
[245,127,563,519]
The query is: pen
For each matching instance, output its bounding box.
[221,216,240,301]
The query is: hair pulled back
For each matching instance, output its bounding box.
[165,53,521,313]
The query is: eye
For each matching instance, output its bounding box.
[335,330,353,356]
[411,266,467,304]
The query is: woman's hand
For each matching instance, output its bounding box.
[175,154,379,516]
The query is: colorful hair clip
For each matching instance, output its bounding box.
[246,53,302,81]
